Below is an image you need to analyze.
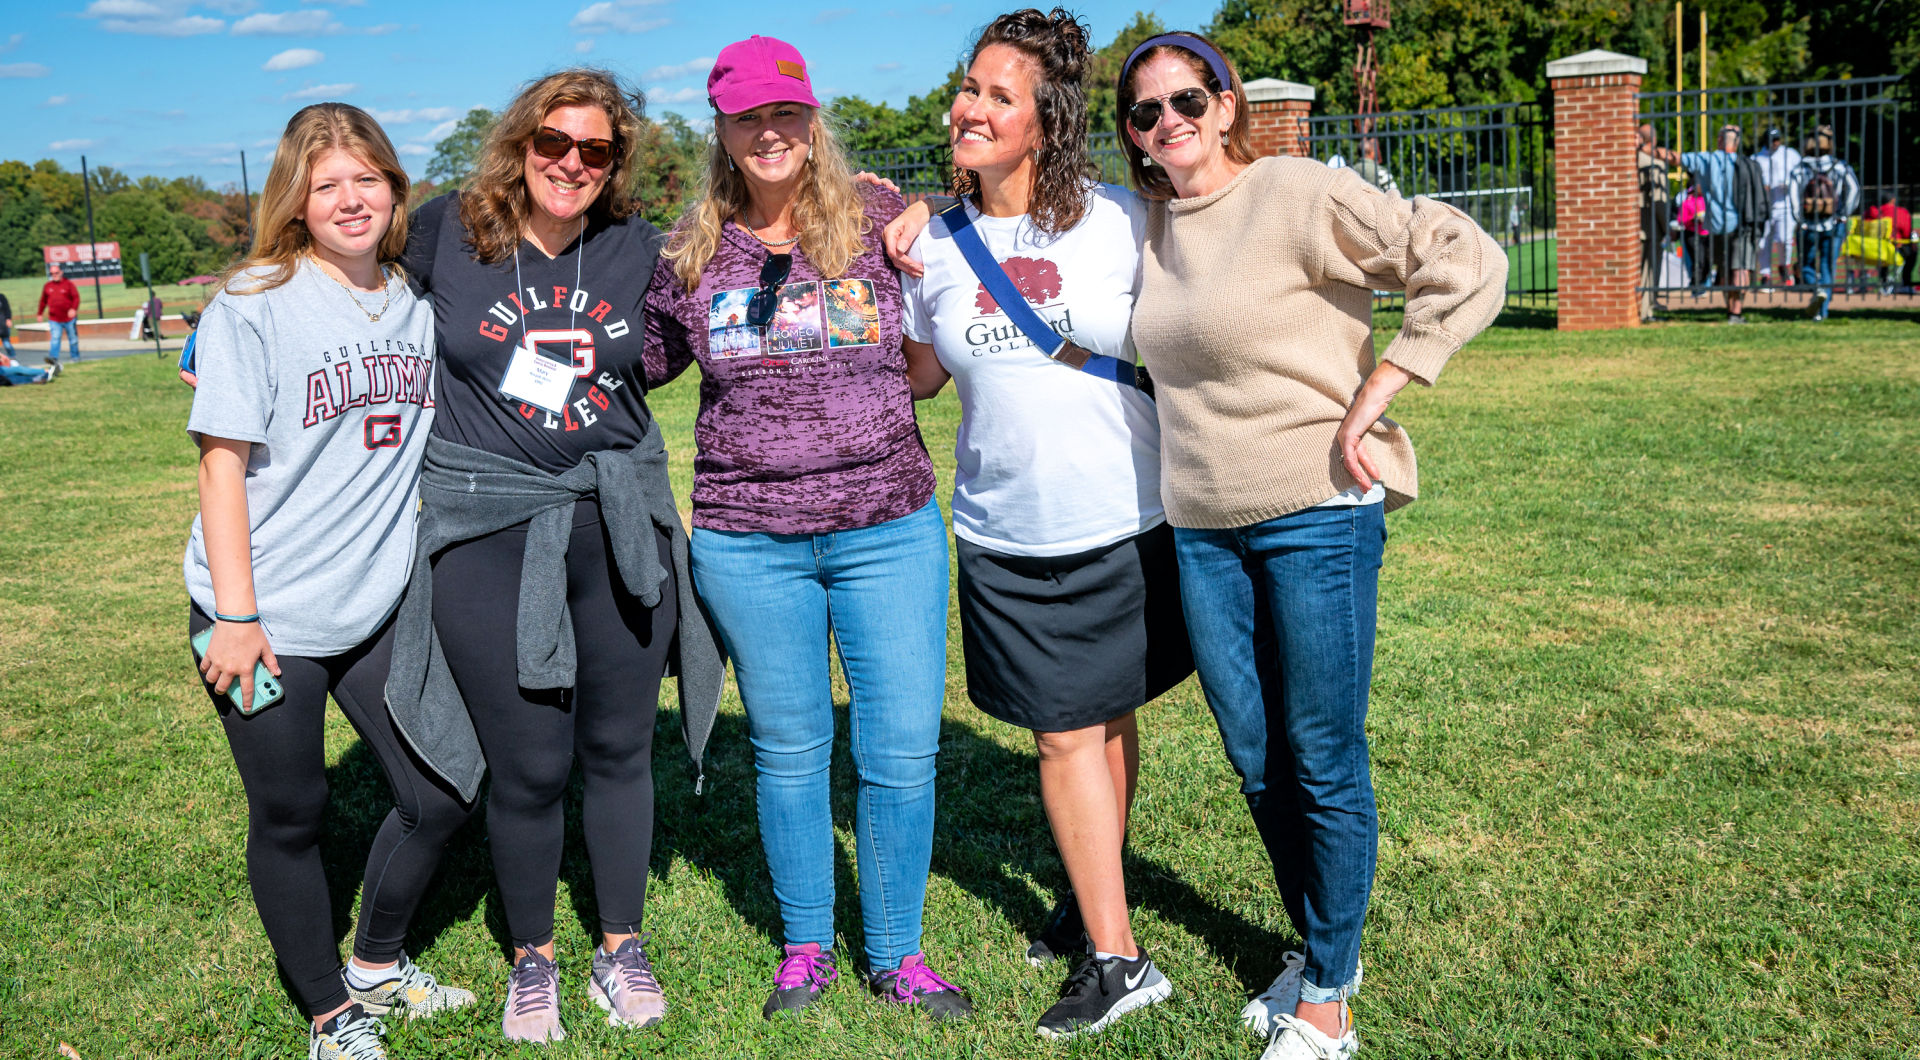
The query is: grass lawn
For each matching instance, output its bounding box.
[1,317,1916,1059]
[1505,236,1557,295]
[0,273,213,322]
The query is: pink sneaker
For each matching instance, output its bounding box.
[868,952,973,1020]
[501,951,565,1043]
[762,942,838,1018]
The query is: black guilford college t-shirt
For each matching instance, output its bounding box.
[404,192,663,474]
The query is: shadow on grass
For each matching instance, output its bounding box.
[654,705,1291,992]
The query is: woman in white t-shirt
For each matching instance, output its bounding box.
[899,9,1192,1039]
[184,103,472,1060]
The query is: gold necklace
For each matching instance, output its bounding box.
[308,255,394,322]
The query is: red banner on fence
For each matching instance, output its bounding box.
[43,243,124,286]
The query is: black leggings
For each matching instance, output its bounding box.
[190,606,473,1017]
[430,502,675,949]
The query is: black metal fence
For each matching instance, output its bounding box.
[851,132,1131,201]
[1636,76,1911,316]
[1307,100,1556,311]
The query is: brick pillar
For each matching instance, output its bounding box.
[1547,49,1647,331]
[1242,78,1315,157]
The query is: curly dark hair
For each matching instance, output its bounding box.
[954,7,1095,238]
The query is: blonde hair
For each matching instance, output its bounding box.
[460,68,646,265]
[221,103,410,294]
[663,108,871,291]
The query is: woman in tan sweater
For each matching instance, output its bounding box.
[1118,31,1506,1060]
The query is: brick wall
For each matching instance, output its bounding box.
[1548,52,1647,331]
[1243,78,1315,159]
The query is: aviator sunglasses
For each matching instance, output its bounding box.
[530,126,617,168]
[1127,88,1215,133]
[746,252,793,328]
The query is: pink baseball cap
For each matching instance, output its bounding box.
[707,35,819,115]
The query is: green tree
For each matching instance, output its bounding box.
[629,112,706,228]
[426,108,497,187]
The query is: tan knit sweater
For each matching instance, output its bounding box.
[1133,156,1507,529]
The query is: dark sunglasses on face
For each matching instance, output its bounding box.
[531,126,617,168]
[746,252,793,328]
[1127,88,1214,133]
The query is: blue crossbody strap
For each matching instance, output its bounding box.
[939,202,1150,395]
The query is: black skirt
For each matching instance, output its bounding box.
[956,522,1194,732]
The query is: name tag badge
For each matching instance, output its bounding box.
[498,339,575,415]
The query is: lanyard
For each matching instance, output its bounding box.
[511,216,586,349]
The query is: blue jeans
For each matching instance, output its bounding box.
[48,320,79,361]
[1799,221,1845,298]
[1,365,47,385]
[1173,503,1386,1004]
[690,497,950,971]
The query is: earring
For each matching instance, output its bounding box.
[727,154,736,172]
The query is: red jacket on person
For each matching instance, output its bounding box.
[1864,202,1913,243]
[39,279,80,323]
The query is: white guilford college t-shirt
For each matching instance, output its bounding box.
[903,183,1163,557]
[183,260,436,657]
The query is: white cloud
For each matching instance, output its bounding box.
[398,143,430,156]
[302,0,364,5]
[253,137,280,147]
[285,81,356,99]
[570,0,668,34]
[232,10,340,35]
[79,0,227,33]
[369,106,457,124]
[425,118,459,138]
[51,139,99,151]
[202,0,260,13]
[362,22,398,34]
[642,57,713,82]
[84,0,171,17]
[648,86,704,105]
[44,94,70,105]
[103,16,223,34]
[0,63,50,77]
[263,46,323,70]
[575,38,595,53]
[0,33,21,53]
[874,62,901,72]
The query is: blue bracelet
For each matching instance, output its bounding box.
[214,611,261,623]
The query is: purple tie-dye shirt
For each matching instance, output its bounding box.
[642,185,935,534]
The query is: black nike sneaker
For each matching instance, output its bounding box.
[1034,949,1172,1039]
[1025,892,1090,967]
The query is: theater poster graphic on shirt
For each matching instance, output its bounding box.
[706,278,878,362]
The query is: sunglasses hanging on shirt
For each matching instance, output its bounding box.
[746,252,793,328]
[1127,88,1215,133]
[531,127,617,169]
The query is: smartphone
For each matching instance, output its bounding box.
[189,625,285,714]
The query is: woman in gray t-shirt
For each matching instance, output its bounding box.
[183,102,474,1058]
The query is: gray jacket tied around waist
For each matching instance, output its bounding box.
[385,427,726,802]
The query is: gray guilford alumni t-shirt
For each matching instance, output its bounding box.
[183,260,436,657]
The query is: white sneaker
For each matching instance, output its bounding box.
[1241,954,1362,1039]
[1260,1006,1358,1060]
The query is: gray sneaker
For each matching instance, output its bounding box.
[502,950,566,1044]
[345,954,475,1020]
[309,1003,386,1060]
[589,936,667,1028]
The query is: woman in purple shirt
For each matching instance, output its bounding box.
[642,36,967,1022]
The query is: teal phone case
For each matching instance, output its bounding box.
[190,625,285,713]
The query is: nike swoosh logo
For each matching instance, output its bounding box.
[1124,966,1148,990]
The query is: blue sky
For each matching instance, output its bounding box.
[1,0,1220,189]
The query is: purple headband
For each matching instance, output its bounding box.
[1120,33,1233,95]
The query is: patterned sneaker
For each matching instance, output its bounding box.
[762,942,838,1018]
[346,954,476,1020]
[309,1003,386,1060]
[589,936,667,1028]
[1243,954,1362,1040]
[1026,892,1091,967]
[869,952,973,1021]
[1035,949,1172,1039]
[1261,1004,1358,1060]
[502,950,566,1043]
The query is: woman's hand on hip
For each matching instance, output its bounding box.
[202,621,282,712]
[1335,360,1415,491]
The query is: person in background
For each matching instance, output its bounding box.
[1655,125,1764,323]
[1348,139,1397,196]
[1636,124,1672,322]
[1788,125,1863,321]
[643,34,968,1023]
[38,263,81,364]
[184,102,475,1060]
[0,290,15,360]
[892,8,1192,1039]
[1118,29,1505,1060]
[1753,127,1801,286]
[1863,191,1914,293]
[1678,177,1711,292]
